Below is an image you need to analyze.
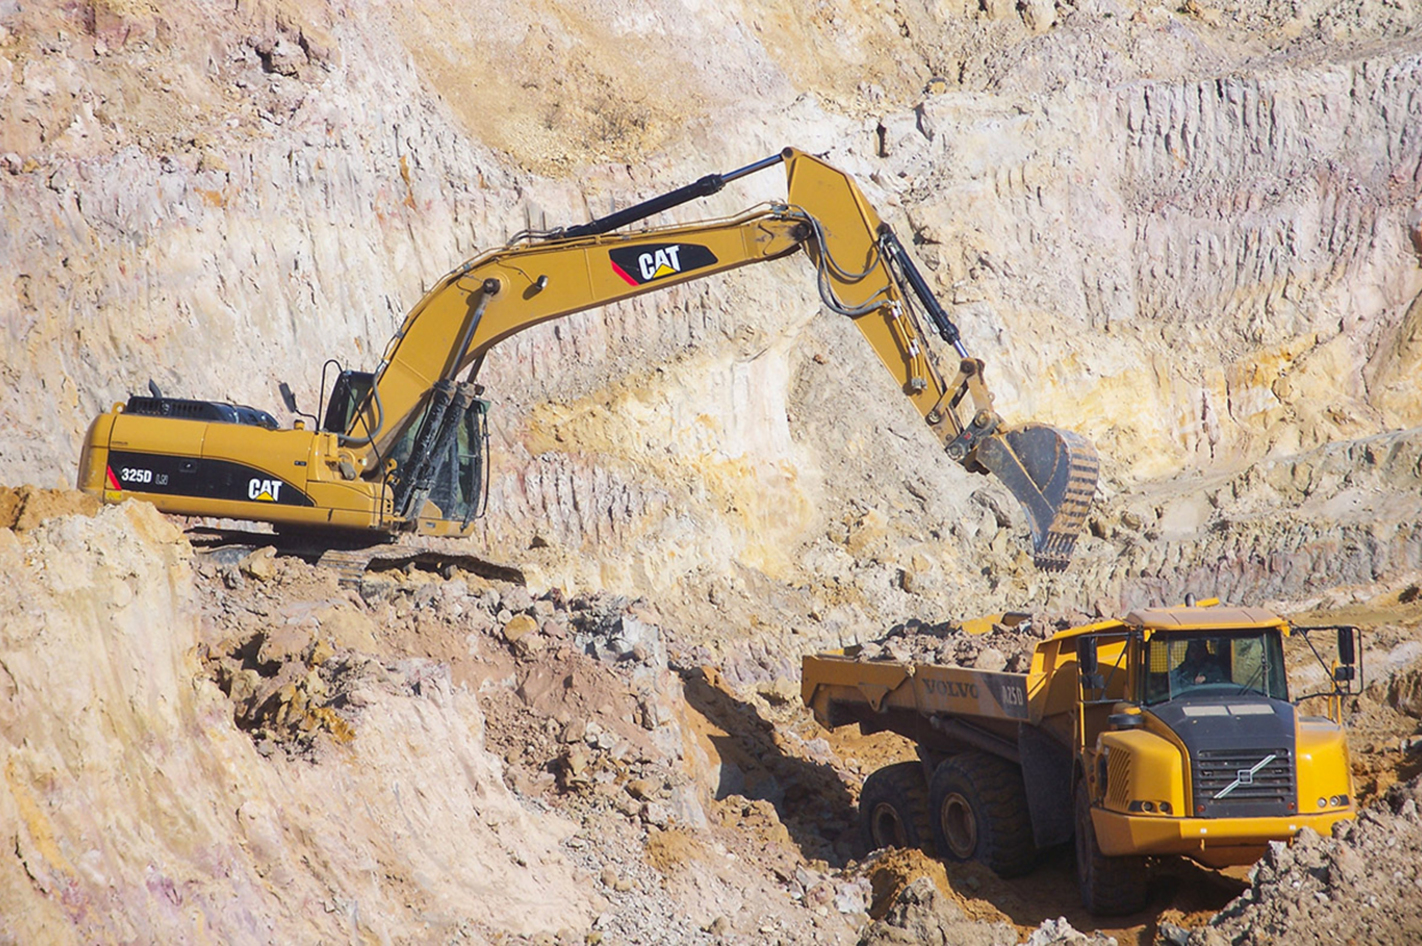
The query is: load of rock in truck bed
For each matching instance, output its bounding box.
[847,611,1068,673]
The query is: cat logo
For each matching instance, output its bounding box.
[608,243,718,287]
[639,246,683,281]
[248,478,283,502]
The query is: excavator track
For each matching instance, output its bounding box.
[315,548,372,586]
[188,528,525,587]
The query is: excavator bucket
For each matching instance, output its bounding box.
[973,424,1099,570]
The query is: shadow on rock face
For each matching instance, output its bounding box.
[678,664,859,866]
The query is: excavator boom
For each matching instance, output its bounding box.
[78,148,1099,569]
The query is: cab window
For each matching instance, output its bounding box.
[1141,631,1287,703]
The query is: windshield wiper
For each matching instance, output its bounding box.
[1236,658,1267,697]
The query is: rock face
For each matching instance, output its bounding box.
[0,502,590,944]
[6,0,1422,941]
[907,59,1422,480]
[3,0,1422,642]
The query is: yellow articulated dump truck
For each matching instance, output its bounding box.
[800,600,1361,914]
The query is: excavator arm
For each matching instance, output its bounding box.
[352,148,1097,568]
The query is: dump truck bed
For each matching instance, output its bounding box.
[800,652,1046,761]
[800,621,1105,759]
[801,654,1031,725]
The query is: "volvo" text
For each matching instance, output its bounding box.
[924,679,979,699]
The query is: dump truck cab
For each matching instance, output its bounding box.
[1075,607,1355,873]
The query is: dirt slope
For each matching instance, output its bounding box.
[5,494,1421,943]
[5,0,1422,941]
[0,500,594,944]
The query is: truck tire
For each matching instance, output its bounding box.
[858,761,934,854]
[928,752,1037,878]
[1074,782,1149,915]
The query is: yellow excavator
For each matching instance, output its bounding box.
[78,148,1098,569]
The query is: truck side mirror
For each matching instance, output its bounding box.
[1078,638,1098,675]
[1077,638,1106,692]
[1337,626,1356,665]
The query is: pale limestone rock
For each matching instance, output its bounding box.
[1021,0,1057,32]
[973,646,1008,672]
[0,504,592,942]
[239,546,278,581]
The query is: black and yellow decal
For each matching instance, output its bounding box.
[106,451,313,506]
[608,243,718,286]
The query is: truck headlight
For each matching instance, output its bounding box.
[1127,799,1172,814]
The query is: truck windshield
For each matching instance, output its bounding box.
[1141,630,1288,704]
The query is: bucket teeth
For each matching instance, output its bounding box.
[971,425,1099,571]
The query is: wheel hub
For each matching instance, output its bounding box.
[870,802,908,848]
[940,791,977,859]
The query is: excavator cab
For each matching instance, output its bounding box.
[321,369,373,436]
[385,390,490,529]
[321,368,490,530]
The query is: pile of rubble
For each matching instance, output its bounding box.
[851,613,1065,673]
[1189,775,1422,946]
[194,547,882,942]
[855,872,1117,946]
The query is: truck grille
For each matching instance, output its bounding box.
[1192,746,1294,818]
[1106,750,1132,810]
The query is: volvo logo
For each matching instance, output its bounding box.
[1214,753,1277,799]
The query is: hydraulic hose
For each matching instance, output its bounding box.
[878,228,968,357]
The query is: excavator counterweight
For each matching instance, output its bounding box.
[78,147,1100,570]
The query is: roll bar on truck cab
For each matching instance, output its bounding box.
[800,598,1361,914]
